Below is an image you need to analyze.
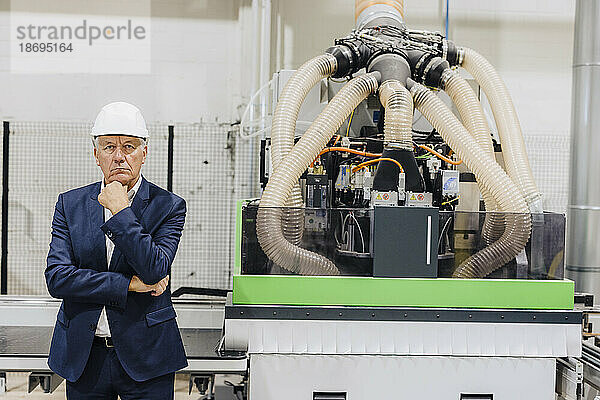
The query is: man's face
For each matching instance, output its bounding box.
[93,135,147,189]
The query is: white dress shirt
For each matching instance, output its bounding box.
[95,177,142,337]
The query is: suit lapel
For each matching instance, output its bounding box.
[131,176,150,221]
[109,245,122,271]
[109,177,150,272]
[88,182,108,270]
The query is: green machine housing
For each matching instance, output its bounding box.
[234,200,574,310]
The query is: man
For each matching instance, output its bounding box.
[45,102,188,399]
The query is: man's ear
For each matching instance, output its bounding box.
[142,145,147,165]
[93,147,100,166]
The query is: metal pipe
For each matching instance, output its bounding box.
[250,0,260,114]
[167,125,174,193]
[2,121,9,295]
[355,0,404,29]
[567,0,600,296]
[259,0,271,127]
[355,0,404,21]
[259,0,271,90]
[444,0,449,39]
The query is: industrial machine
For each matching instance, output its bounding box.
[3,1,600,399]
[224,1,586,399]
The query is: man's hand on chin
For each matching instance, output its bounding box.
[98,181,129,215]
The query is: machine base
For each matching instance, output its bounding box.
[249,354,555,400]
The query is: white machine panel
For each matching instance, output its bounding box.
[225,319,582,357]
[249,354,555,400]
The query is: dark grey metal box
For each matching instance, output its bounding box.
[371,206,439,278]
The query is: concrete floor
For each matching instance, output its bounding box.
[2,372,242,399]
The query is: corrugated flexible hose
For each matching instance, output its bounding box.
[270,54,338,246]
[442,69,505,245]
[257,73,380,275]
[378,80,413,149]
[410,81,531,278]
[460,47,543,213]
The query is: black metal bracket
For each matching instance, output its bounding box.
[1,121,8,295]
[172,286,231,298]
[259,138,270,190]
[189,373,215,398]
[314,392,347,400]
[167,125,174,192]
[28,372,63,393]
[575,292,594,307]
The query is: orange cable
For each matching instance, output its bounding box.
[318,147,381,158]
[352,157,404,174]
[416,144,462,165]
[311,146,380,168]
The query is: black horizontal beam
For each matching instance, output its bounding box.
[226,305,582,325]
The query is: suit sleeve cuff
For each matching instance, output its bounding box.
[101,207,136,241]
[108,272,130,309]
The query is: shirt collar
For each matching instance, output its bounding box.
[101,175,143,204]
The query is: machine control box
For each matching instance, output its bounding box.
[306,174,328,208]
[371,206,439,278]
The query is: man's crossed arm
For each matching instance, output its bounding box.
[45,189,184,307]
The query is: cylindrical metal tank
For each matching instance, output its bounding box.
[567,0,600,295]
[355,0,404,28]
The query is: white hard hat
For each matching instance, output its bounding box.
[91,101,149,139]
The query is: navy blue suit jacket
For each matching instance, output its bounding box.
[45,177,188,382]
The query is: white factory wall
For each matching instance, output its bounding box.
[275,0,574,133]
[0,0,576,127]
[0,0,253,122]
